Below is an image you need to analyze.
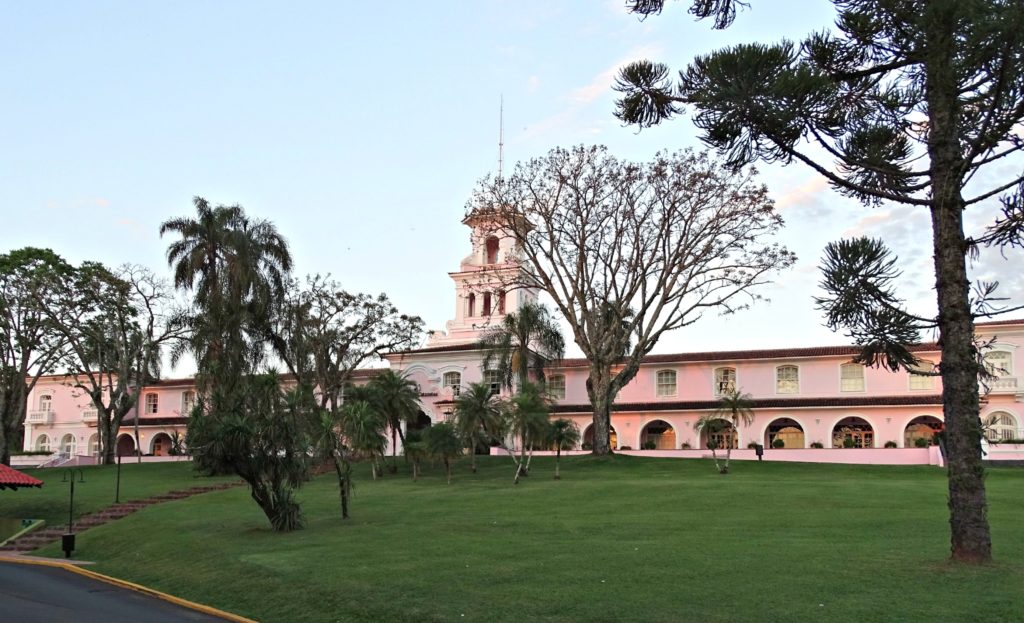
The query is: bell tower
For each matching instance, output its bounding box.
[426,209,538,346]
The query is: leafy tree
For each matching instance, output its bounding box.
[693,415,730,474]
[545,418,581,480]
[424,422,463,484]
[479,301,565,391]
[191,373,311,532]
[342,399,388,480]
[471,147,793,456]
[452,381,503,473]
[709,390,755,474]
[0,248,71,465]
[614,0,1024,562]
[502,382,552,484]
[41,263,186,464]
[366,369,421,472]
[271,275,423,413]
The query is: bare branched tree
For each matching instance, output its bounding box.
[41,263,188,464]
[469,146,794,455]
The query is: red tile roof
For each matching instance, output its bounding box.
[976,318,1024,327]
[388,343,481,355]
[0,463,44,490]
[551,394,944,414]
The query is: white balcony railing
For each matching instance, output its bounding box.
[27,410,54,425]
[989,376,1019,392]
[82,409,98,423]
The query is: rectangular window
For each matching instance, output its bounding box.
[548,375,566,399]
[984,351,1013,377]
[840,364,865,392]
[909,361,934,391]
[484,370,502,395]
[714,368,736,396]
[776,366,799,394]
[181,391,196,414]
[145,393,159,414]
[443,371,462,396]
[482,293,492,316]
[656,370,677,397]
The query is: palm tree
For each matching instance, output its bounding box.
[403,428,428,481]
[367,369,421,472]
[545,418,581,480]
[424,422,463,484]
[694,414,730,474]
[452,381,502,473]
[479,302,565,391]
[309,408,353,519]
[702,390,755,475]
[341,400,388,480]
[505,382,552,484]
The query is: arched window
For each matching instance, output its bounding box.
[656,370,677,397]
[60,433,77,456]
[88,433,100,457]
[482,292,492,316]
[38,394,52,411]
[468,293,476,317]
[909,360,935,390]
[485,237,500,264]
[442,371,462,396]
[497,290,506,315]
[548,374,566,399]
[35,434,50,452]
[714,367,736,396]
[145,393,159,414]
[776,365,799,394]
[984,351,1013,377]
[984,411,1019,442]
[840,363,865,392]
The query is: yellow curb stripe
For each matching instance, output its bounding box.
[1,556,257,622]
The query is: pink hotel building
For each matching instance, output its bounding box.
[21,212,1024,466]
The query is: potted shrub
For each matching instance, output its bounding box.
[810,441,824,449]
[747,441,759,449]
[884,440,898,448]
[680,441,692,449]
[642,440,657,450]
[914,437,931,448]
[842,437,856,448]
[772,438,785,449]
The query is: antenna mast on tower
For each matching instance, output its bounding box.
[498,95,504,181]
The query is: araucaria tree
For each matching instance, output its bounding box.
[614,0,1024,563]
[471,146,794,456]
[479,301,565,391]
[0,248,71,465]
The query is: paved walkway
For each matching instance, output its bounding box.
[0,560,234,622]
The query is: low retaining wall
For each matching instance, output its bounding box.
[491,446,944,466]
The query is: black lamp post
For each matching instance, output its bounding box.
[61,468,85,558]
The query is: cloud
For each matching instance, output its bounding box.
[522,45,662,142]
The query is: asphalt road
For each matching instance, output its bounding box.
[0,560,237,622]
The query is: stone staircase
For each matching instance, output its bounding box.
[0,482,241,554]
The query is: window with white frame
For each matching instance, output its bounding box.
[547,374,566,399]
[181,391,196,414]
[145,393,159,414]
[909,360,935,390]
[984,411,1019,442]
[714,367,736,396]
[984,351,1013,377]
[840,363,865,392]
[36,434,50,452]
[656,370,677,397]
[484,370,502,395]
[38,394,52,412]
[776,365,799,394]
[442,371,462,396]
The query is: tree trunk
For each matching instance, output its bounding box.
[723,445,731,475]
[445,457,451,484]
[586,364,614,456]
[554,448,561,480]
[0,423,9,466]
[332,455,350,519]
[924,2,992,563]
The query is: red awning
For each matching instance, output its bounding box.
[0,463,44,490]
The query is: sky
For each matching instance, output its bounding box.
[2,2,1021,372]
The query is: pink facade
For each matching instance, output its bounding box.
[21,212,1024,466]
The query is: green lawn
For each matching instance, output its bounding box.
[26,456,1024,623]
[1,461,237,527]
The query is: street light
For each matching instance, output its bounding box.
[61,468,85,558]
